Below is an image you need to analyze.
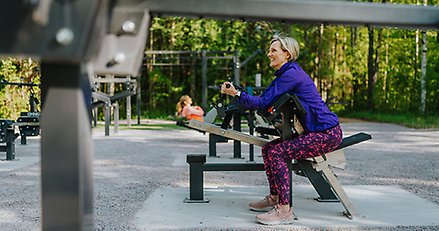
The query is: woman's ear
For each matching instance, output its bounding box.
[284,51,290,59]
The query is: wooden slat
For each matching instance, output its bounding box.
[188,120,269,146]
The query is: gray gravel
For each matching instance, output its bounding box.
[0,120,438,231]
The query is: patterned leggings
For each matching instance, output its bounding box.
[261,124,343,205]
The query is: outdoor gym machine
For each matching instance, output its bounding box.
[0,80,40,149]
[0,0,436,230]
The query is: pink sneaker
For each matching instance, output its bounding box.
[256,205,295,225]
[249,195,278,212]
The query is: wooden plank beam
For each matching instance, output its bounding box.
[187,120,269,146]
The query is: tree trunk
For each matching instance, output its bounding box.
[420,30,427,113]
[420,0,428,113]
[367,26,375,109]
[384,42,389,105]
[367,26,381,109]
[317,24,324,94]
[350,26,359,108]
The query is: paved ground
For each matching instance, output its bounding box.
[136,185,439,230]
[0,119,438,231]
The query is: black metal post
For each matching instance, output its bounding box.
[233,112,242,159]
[208,134,217,157]
[248,110,255,162]
[288,161,293,207]
[185,154,209,203]
[40,62,93,231]
[104,102,110,136]
[6,126,16,160]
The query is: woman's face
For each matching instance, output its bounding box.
[184,97,193,105]
[268,41,290,70]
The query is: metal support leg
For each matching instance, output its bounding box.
[6,128,16,160]
[248,111,255,162]
[287,161,298,220]
[0,120,16,160]
[126,84,131,127]
[104,102,110,136]
[249,145,254,162]
[185,154,209,203]
[41,63,93,231]
[93,106,98,127]
[114,102,119,134]
[21,134,27,145]
[209,134,217,157]
[233,113,241,159]
[287,161,293,207]
[209,134,228,157]
[297,160,339,201]
[320,166,358,219]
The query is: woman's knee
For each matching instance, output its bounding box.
[267,146,285,161]
[262,144,275,159]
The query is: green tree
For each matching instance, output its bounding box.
[0,58,40,119]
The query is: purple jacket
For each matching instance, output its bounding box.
[237,61,339,132]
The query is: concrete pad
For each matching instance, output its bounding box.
[134,185,439,230]
[0,157,39,172]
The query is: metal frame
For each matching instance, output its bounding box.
[0,120,17,160]
[185,130,371,219]
[0,0,437,230]
[141,0,438,30]
[145,50,240,108]
[40,63,93,231]
[185,150,357,218]
[92,75,137,135]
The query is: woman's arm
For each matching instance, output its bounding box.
[182,106,204,117]
[239,73,299,110]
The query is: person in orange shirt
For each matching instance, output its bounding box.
[176,95,204,122]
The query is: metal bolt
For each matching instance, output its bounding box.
[114,53,126,63]
[55,27,74,46]
[106,53,126,67]
[122,20,136,33]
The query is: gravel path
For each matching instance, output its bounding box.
[0,120,438,231]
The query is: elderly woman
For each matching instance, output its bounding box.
[221,35,342,225]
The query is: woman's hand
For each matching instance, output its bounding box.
[221,81,238,96]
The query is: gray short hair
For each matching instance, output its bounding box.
[271,36,300,61]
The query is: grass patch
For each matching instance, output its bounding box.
[341,110,439,129]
